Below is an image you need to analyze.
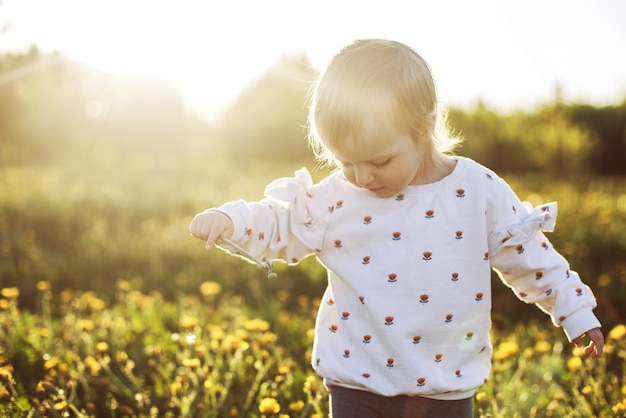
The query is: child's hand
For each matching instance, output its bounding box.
[189,211,234,250]
[572,327,604,359]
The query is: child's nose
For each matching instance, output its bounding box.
[354,166,374,187]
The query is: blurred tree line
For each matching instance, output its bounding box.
[1,48,625,175]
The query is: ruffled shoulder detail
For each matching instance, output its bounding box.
[489,202,558,255]
[264,168,313,203]
[264,168,328,253]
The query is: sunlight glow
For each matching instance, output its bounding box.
[2,0,626,118]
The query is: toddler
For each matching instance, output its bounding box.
[190,39,603,417]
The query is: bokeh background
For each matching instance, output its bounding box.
[1,1,626,416]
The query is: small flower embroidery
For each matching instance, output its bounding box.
[362,335,372,343]
[245,228,253,236]
[343,349,350,358]
[475,292,484,301]
[362,373,371,378]
[545,288,553,296]
[387,273,398,283]
[425,209,435,219]
[535,271,543,280]
[363,216,372,224]
[329,324,338,333]
[412,336,422,344]
[483,252,490,261]
[419,294,429,305]
[566,269,571,278]
[384,316,394,326]
[456,188,466,198]
[395,193,405,201]
[576,288,583,296]
[386,358,395,368]
[362,256,371,265]
[558,315,567,323]
[434,353,443,363]
[336,200,344,208]
[451,272,459,282]
[358,296,365,304]
[334,240,342,248]
[485,173,493,180]
[316,358,320,366]
[327,298,334,306]
[341,312,350,320]
[455,231,463,240]
[541,205,549,212]
[328,205,334,213]
[541,242,549,250]
[258,232,265,240]
[392,232,402,241]
[416,377,426,387]
[466,332,474,341]
[422,251,432,261]
[456,369,463,377]
[516,244,524,254]
[445,314,453,323]
[512,205,517,214]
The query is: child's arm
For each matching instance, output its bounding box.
[189,168,328,264]
[488,197,604,358]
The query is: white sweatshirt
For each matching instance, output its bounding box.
[217,157,601,400]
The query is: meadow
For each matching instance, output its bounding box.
[1,154,626,417]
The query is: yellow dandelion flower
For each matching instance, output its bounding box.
[180,316,199,329]
[303,375,319,395]
[84,356,101,376]
[260,332,278,345]
[475,392,487,402]
[96,342,109,354]
[243,318,271,332]
[289,400,305,413]
[534,340,551,353]
[1,287,19,299]
[493,340,519,361]
[44,357,60,370]
[259,397,280,415]
[116,279,131,292]
[88,297,106,311]
[613,399,626,415]
[53,400,68,411]
[170,380,183,397]
[582,386,593,395]
[567,356,583,372]
[608,324,626,340]
[0,299,9,310]
[199,281,222,297]
[0,365,14,380]
[76,319,95,332]
[36,281,51,291]
[182,358,201,368]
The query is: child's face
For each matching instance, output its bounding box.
[330,119,426,198]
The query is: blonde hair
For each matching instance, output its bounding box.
[308,39,461,166]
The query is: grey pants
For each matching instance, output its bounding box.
[329,385,473,418]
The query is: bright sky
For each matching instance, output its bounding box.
[1,0,625,119]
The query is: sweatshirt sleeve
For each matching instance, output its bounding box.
[217,168,329,265]
[487,186,601,341]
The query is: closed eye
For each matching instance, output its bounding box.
[373,158,392,167]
